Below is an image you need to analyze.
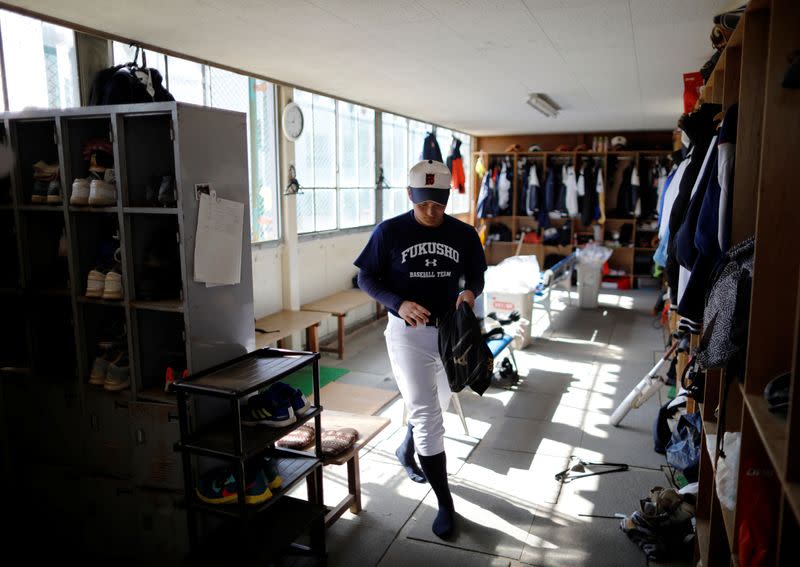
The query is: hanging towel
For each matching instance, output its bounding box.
[497,161,511,214]
[526,163,539,216]
[631,165,641,217]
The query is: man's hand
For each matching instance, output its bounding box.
[456,290,476,310]
[398,301,430,327]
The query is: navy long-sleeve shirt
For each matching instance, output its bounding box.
[354,211,487,319]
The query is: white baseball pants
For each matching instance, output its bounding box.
[385,313,451,456]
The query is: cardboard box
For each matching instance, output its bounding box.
[483,290,533,348]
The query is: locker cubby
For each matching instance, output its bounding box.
[61,116,114,205]
[71,213,121,298]
[134,309,186,395]
[79,302,128,386]
[0,211,19,287]
[19,211,69,291]
[128,214,182,302]
[122,113,176,207]
[29,296,77,379]
[13,119,60,204]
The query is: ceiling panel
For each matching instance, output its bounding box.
[1,0,730,135]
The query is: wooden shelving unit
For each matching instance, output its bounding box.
[693,1,800,565]
[471,146,671,286]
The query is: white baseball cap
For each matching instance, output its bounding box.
[408,159,451,205]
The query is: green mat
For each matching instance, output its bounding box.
[280,366,349,396]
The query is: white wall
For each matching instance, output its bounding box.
[252,244,284,319]
[298,231,375,338]
[250,230,376,345]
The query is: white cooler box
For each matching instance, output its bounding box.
[483,290,533,348]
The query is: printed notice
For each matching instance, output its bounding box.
[194,191,244,285]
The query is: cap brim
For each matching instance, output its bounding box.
[410,187,449,205]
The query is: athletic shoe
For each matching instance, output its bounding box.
[85,268,107,298]
[241,394,296,428]
[103,351,130,391]
[89,352,113,385]
[88,178,116,206]
[46,180,62,204]
[263,458,282,490]
[267,381,312,416]
[195,466,272,506]
[102,264,123,300]
[70,178,90,205]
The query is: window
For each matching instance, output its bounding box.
[380,112,472,219]
[294,90,376,234]
[112,44,280,243]
[0,10,79,111]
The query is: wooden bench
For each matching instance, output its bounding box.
[254,310,329,352]
[304,409,390,527]
[301,289,384,359]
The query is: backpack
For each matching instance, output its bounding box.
[89,48,174,106]
[438,303,493,396]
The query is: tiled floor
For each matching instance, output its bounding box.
[287,289,690,567]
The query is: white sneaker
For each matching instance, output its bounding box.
[88,177,116,206]
[70,178,90,205]
[102,268,123,300]
[85,269,106,298]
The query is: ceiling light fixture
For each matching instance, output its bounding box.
[527,93,560,118]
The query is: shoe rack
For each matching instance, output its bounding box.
[0,102,254,558]
[173,348,327,561]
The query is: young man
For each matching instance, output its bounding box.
[354,159,487,538]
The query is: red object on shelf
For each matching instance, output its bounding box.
[683,72,704,113]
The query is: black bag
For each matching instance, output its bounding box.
[438,303,493,395]
[89,47,174,106]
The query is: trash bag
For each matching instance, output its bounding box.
[665,412,702,482]
[484,255,540,294]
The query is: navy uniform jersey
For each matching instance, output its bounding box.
[354,210,487,318]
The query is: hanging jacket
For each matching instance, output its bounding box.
[497,161,512,214]
[666,103,721,304]
[542,167,556,227]
[565,165,579,217]
[526,163,540,216]
[675,137,718,270]
[630,165,641,217]
[422,132,443,162]
[476,171,498,218]
[554,165,567,213]
[717,104,738,254]
[607,158,631,214]
[446,137,466,193]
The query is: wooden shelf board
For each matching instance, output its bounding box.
[123,206,178,215]
[728,20,744,47]
[696,518,710,566]
[721,504,736,551]
[635,247,657,251]
[744,392,788,474]
[130,299,184,312]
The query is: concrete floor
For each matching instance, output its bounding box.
[286,289,690,567]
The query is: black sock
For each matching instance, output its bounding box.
[396,424,426,483]
[417,451,455,539]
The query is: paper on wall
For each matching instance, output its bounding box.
[194,191,244,285]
